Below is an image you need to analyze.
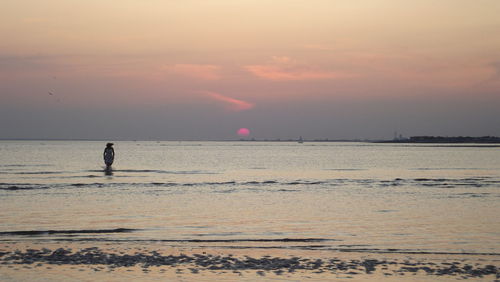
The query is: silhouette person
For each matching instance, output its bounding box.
[103,143,115,170]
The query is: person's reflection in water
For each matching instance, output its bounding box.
[103,143,115,176]
[104,166,113,176]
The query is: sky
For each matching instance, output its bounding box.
[1,0,499,140]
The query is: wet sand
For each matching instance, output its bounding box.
[1,242,499,281]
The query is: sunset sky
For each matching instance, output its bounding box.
[1,0,499,140]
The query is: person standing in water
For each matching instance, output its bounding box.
[103,143,115,169]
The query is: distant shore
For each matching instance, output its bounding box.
[377,136,500,144]
[1,136,499,144]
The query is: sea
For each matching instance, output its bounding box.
[1,141,499,256]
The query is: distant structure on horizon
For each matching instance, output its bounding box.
[393,131,408,142]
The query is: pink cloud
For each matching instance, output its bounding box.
[166,64,221,80]
[202,91,255,111]
[244,56,353,81]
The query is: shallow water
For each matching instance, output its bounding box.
[0,141,499,255]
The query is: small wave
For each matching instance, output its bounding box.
[1,177,499,193]
[447,192,492,199]
[0,228,139,236]
[6,171,63,175]
[410,178,497,188]
[372,177,500,189]
[193,232,244,237]
[0,185,50,191]
[5,237,496,257]
[325,168,367,171]
[410,168,487,171]
[121,169,216,175]
[414,178,449,182]
[172,238,334,243]
[95,169,160,173]
[282,181,326,185]
[151,182,177,186]
[10,237,336,243]
[86,169,219,175]
[240,180,322,186]
[0,164,52,167]
[70,183,91,187]
[205,181,236,185]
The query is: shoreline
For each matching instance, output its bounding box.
[1,242,499,281]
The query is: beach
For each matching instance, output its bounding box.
[1,242,499,281]
[1,141,499,281]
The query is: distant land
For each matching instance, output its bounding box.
[1,136,499,143]
[236,136,500,143]
[378,136,500,144]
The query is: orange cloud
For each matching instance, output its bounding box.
[166,64,221,80]
[202,91,254,111]
[245,56,353,81]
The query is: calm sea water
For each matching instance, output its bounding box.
[1,141,499,255]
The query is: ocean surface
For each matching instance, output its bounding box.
[1,141,499,255]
